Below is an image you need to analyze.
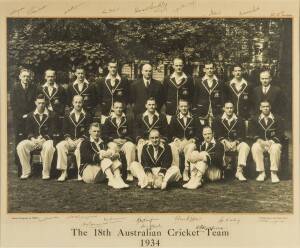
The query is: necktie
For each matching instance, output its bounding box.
[24,83,28,90]
[183,117,187,126]
[154,147,158,160]
[39,114,43,122]
[264,117,268,125]
[116,118,121,126]
[263,87,267,94]
[145,80,149,88]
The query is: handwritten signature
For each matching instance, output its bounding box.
[174,215,202,223]
[218,217,240,224]
[173,1,196,13]
[239,5,260,15]
[270,11,292,17]
[258,216,288,224]
[134,1,167,13]
[136,217,161,230]
[64,2,86,15]
[102,7,120,14]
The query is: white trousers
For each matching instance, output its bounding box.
[251,142,282,172]
[56,139,82,171]
[108,141,136,171]
[169,139,196,168]
[17,139,55,177]
[224,141,250,166]
[130,161,182,188]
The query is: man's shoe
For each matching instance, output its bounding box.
[161,181,167,190]
[116,176,129,188]
[271,172,280,183]
[235,171,247,181]
[182,168,190,182]
[77,175,83,181]
[126,171,134,182]
[57,170,67,182]
[186,179,202,189]
[183,178,194,188]
[20,174,30,180]
[256,171,266,182]
[42,175,50,180]
[138,177,148,189]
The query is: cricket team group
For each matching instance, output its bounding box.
[11,57,287,190]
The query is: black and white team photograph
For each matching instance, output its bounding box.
[6,18,293,213]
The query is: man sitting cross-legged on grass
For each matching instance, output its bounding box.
[130,129,182,190]
[79,122,129,189]
[184,126,225,189]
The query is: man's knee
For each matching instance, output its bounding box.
[123,142,136,152]
[251,142,262,153]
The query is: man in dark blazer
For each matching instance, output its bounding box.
[96,59,130,123]
[212,101,250,181]
[79,122,129,188]
[193,61,224,126]
[184,126,225,189]
[252,70,286,116]
[67,67,97,117]
[130,129,181,190]
[11,68,37,143]
[162,57,194,123]
[102,101,136,181]
[250,100,284,183]
[130,64,164,115]
[224,64,254,120]
[169,99,205,181]
[135,97,168,163]
[56,95,92,182]
[16,94,56,180]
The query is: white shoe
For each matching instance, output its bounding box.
[57,170,67,182]
[235,171,247,181]
[182,168,190,182]
[186,179,202,189]
[77,175,83,181]
[161,181,167,190]
[138,177,148,189]
[20,174,31,180]
[271,172,280,183]
[116,176,129,188]
[256,171,266,182]
[183,178,194,188]
[42,175,50,180]
[126,172,134,182]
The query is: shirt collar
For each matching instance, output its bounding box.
[70,108,86,115]
[34,108,49,116]
[143,110,159,117]
[203,74,218,81]
[110,112,126,119]
[143,77,151,83]
[202,138,216,145]
[43,82,58,88]
[221,113,238,121]
[259,112,274,120]
[90,136,103,145]
[170,72,187,80]
[150,142,164,150]
[179,112,191,119]
[74,78,89,85]
[106,73,121,81]
[21,82,29,88]
[230,78,247,86]
[262,85,271,91]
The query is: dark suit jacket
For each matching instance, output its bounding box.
[79,138,107,176]
[212,116,246,143]
[67,81,97,115]
[141,143,173,175]
[162,75,194,115]
[198,141,224,169]
[249,114,284,144]
[192,76,224,118]
[134,112,168,142]
[96,76,130,115]
[130,78,164,115]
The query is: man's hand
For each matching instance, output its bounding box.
[188,138,196,144]
[154,174,164,189]
[113,138,126,146]
[138,139,146,146]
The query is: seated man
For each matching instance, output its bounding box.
[56,95,92,182]
[184,126,225,189]
[130,129,181,190]
[102,101,136,181]
[135,97,168,163]
[212,101,250,181]
[16,94,56,180]
[79,122,129,188]
[169,99,204,182]
[250,100,284,183]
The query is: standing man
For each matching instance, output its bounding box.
[56,95,92,182]
[79,122,129,188]
[16,94,56,180]
[130,129,181,190]
[96,59,130,123]
[193,61,224,126]
[169,99,204,182]
[162,57,194,123]
[67,66,97,117]
[135,97,168,162]
[184,126,225,189]
[250,100,284,183]
[212,101,250,181]
[130,63,164,115]
[252,70,286,116]
[224,64,253,120]
[102,101,136,181]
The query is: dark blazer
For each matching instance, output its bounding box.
[252,85,286,116]
[62,111,92,140]
[198,140,224,169]
[141,143,173,175]
[212,116,246,143]
[224,79,253,119]
[130,78,164,115]
[135,112,168,142]
[102,114,134,143]
[249,114,284,144]
[192,76,224,118]
[96,76,130,116]
[79,138,107,176]
[25,110,57,140]
[168,114,204,143]
[162,75,194,115]
[37,84,67,116]
[67,81,97,115]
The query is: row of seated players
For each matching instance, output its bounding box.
[16,93,284,189]
[12,61,287,146]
